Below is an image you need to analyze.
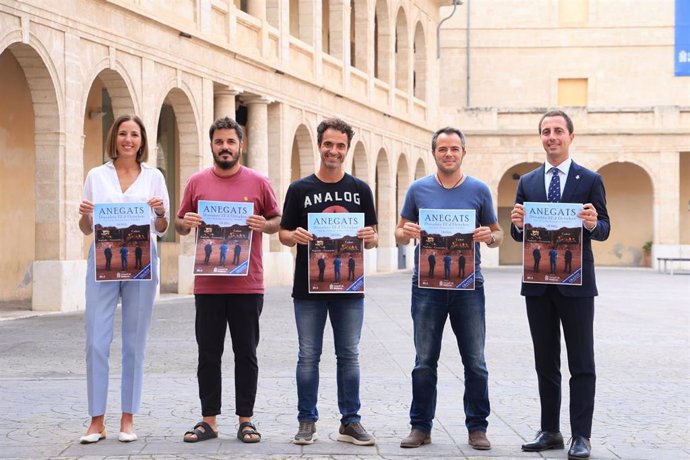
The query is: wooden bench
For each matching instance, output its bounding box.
[657,257,690,275]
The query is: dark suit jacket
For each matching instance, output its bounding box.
[510,161,610,297]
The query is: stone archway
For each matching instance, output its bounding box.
[157,87,200,293]
[597,162,654,266]
[350,0,369,71]
[82,69,136,195]
[0,47,36,303]
[396,153,410,268]
[413,21,427,100]
[496,162,541,265]
[375,147,394,270]
[81,69,137,260]
[414,157,426,179]
[290,124,314,183]
[0,43,61,309]
[395,6,410,92]
[374,0,391,83]
[350,140,369,183]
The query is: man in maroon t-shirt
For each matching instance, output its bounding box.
[175,117,281,444]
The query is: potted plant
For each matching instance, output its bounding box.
[642,241,652,267]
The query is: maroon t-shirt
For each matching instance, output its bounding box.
[177,166,280,294]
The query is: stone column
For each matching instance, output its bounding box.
[247,0,266,21]
[241,95,273,176]
[214,87,241,121]
[33,30,86,312]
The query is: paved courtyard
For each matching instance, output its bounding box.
[0,267,688,459]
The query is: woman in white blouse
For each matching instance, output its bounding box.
[77,115,170,443]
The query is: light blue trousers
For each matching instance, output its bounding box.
[84,244,158,416]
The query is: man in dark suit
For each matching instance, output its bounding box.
[532,246,541,273]
[458,252,466,278]
[564,248,573,273]
[510,110,610,460]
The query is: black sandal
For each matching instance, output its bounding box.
[183,421,218,443]
[237,421,261,443]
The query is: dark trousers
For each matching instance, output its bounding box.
[195,293,263,417]
[526,287,595,438]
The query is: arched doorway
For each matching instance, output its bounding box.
[350,140,369,182]
[350,0,368,71]
[158,88,200,292]
[597,162,654,266]
[396,154,410,268]
[81,69,137,257]
[394,7,410,92]
[0,47,37,303]
[375,147,394,270]
[413,21,427,100]
[0,43,60,308]
[496,162,541,265]
[374,0,391,83]
[290,124,314,183]
[414,157,426,179]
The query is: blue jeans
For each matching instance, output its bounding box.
[409,283,490,433]
[294,297,364,424]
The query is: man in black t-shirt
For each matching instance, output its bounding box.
[279,118,378,447]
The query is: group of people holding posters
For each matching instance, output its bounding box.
[77,110,609,460]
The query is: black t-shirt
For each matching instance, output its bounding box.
[281,173,378,300]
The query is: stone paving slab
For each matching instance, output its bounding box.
[0,267,688,459]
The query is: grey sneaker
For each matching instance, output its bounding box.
[293,421,318,445]
[337,422,376,446]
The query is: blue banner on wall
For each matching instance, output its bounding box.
[677,0,690,76]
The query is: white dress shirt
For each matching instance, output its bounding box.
[543,157,572,197]
[83,161,170,237]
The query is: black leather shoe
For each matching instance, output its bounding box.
[568,435,591,459]
[521,431,564,452]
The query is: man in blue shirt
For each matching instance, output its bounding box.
[219,241,228,267]
[395,127,503,451]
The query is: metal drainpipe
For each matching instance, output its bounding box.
[436,1,463,59]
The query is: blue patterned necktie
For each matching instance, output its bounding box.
[547,167,561,203]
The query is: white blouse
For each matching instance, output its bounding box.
[83,161,170,237]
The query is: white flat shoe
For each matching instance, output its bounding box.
[118,431,138,442]
[79,428,106,444]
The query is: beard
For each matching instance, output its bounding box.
[214,149,239,170]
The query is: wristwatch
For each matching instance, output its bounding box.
[155,210,165,218]
[488,233,495,245]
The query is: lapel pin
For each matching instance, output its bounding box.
[576,175,580,180]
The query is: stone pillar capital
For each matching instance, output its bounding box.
[240,94,274,105]
[214,87,242,120]
[216,87,243,97]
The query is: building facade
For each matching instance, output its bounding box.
[0,0,447,310]
[1,0,688,311]
[438,0,690,268]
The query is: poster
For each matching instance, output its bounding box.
[308,212,365,293]
[522,202,583,285]
[418,209,476,290]
[93,202,151,281]
[194,200,254,276]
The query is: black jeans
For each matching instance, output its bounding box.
[195,293,263,417]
